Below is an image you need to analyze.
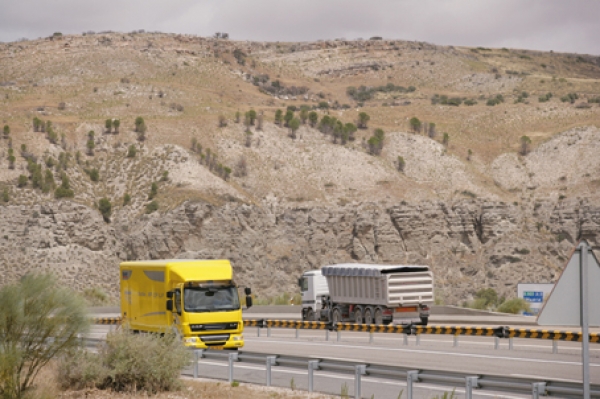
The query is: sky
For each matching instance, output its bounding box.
[1,0,599,55]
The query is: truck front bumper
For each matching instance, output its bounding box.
[184,333,244,349]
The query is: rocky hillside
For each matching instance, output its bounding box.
[1,32,600,303]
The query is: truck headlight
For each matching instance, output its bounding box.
[233,335,243,341]
[184,337,198,344]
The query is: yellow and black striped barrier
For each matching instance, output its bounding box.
[336,323,411,334]
[414,325,506,338]
[264,319,330,330]
[508,328,600,343]
[244,319,265,328]
[93,317,122,325]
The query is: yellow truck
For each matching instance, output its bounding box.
[120,259,252,350]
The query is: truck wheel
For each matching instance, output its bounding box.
[354,308,363,324]
[364,308,373,325]
[374,308,384,325]
[420,316,429,326]
[332,308,341,325]
[307,308,315,322]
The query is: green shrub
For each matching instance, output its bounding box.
[82,287,110,306]
[0,274,89,399]
[57,328,190,394]
[496,298,531,314]
[146,200,159,213]
[17,175,28,188]
[127,145,137,158]
[98,198,112,222]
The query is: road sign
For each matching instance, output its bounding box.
[537,240,598,399]
[537,241,600,326]
[517,284,553,316]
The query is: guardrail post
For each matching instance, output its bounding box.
[509,337,514,350]
[453,334,459,347]
[228,352,239,383]
[308,360,320,393]
[257,326,261,337]
[415,334,420,346]
[369,331,374,344]
[465,376,479,399]
[266,356,277,387]
[193,349,204,379]
[406,370,419,399]
[532,382,546,399]
[494,336,499,350]
[403,333,408,346]
[552,340,558,354]
[267,326,271,337]
[337,330,341,342]
[326,329,329,341]
[295,328,299,339]
[354,365,367,399]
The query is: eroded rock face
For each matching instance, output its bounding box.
[1,198,598,304]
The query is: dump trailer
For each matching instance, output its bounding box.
[120,259,252,350]
[299,264,434,325]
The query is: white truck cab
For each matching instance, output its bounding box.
[298,269,328,321]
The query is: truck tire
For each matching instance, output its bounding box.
[364,308,373,325]
[354,308,363,324]
[332,308,342,325]
[374,308,384,325]
[307,308,315,322]
[420,316,429,326]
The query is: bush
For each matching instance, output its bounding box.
[17,175,28,187]
[146,200,159,213]
[57,328,190,394]
[88,168,99,182]
[98,198,112,222]
[496,298,531,314]
[127,144,137,158]
[0,274,89,399]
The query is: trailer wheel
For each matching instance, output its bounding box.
[353,307,363,324]
[420,316,429,326]
[306,308,315,322]
[332,308,342,324]
[374,308,384,325]
[364,308,373,325]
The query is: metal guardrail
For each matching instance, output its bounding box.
[189,349,600,399]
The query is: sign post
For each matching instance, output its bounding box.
[537,240,600,399]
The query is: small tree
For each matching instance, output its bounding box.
[218,115,227,128]
[442,132,449,147]
[42,169,56,193]
[89,168,99,182]
[247,109,257,125]
[127,144,137,158]
[0,273,89,399]
[86,138,95,156]
[409,117,422,133]
[299,108,309,124]
[55,173,74,198]
[520,135,531,155]
[357,112,370,129]
[2,125,9,139]
[283,110,294,127]
[397,156,405,172]
[17,175,28,187]
[289,118,300,139]
[135,117,145,132]
[148,182,158,200]
[308,111,318,127]
[137,122,147,141]
[146,200,159,214]
[105,119,113,133]
[274,109,283,126]
[467,149,473,161]
[98,197,112,222]
[113,119,120,134]
[8,155,15,169]
[344,123,357,141]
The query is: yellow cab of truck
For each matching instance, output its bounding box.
[120,259,252,350]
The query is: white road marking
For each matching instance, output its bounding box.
[248,339,600,367]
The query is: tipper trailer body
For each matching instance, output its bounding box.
[120,259,251,350]
[300,263,434,325]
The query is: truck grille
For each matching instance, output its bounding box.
[189,323,238,332]
[200,334,230,343]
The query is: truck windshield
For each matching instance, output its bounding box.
[184,286,240,312]
[300,277,308,292]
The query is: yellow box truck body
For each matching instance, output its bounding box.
[120,259,245,350]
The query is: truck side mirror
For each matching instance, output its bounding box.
[245,295,253,308]
[244,287,251,295]
[166,299,173,312]
[166,291,173,299]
